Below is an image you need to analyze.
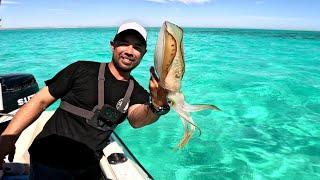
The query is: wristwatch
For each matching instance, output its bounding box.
[149,98,170,116]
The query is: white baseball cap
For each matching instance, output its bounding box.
[116,22,147,43]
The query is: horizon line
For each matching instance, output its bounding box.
[1,25,320,32]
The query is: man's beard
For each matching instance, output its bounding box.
[112,55,138,72]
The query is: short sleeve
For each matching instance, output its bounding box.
[45,61,80,98]
[129,80,150,106]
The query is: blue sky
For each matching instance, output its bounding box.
[0,0,319,30]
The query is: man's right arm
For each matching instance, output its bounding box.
[0,86,56,162]
[2,86,56,136]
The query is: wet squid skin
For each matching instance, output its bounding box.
[154,21,221,148]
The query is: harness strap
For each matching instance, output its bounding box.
[60,101,95,119]
[59,63,134,119]
[118,79,134,113]
[98,63,106,109]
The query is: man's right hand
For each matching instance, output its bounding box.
[149,66,168,107]
[0,135,17,167]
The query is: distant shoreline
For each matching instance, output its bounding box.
[0,26,319,32]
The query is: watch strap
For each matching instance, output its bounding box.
[149,98,170,116]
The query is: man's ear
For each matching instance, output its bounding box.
[110,41,115,52]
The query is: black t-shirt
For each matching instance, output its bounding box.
[28,61,149,169]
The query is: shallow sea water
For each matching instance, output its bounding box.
[1,27,320,179]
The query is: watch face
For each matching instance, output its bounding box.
[156,105,170,115]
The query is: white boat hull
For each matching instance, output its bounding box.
[0,111,152,180]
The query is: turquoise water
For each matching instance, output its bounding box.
[1,28,320,179]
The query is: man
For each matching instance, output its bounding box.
[0,22,169,179]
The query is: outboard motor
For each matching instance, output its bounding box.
[0,74,39,133]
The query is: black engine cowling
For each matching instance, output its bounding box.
[0,74,39,133]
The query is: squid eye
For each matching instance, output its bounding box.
[167,99,174,105]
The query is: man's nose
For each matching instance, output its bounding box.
[124,45,134,56]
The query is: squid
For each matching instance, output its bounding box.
[154,21,221,148]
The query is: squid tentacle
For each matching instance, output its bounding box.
[182,103,221,112]
[170,92,203,148]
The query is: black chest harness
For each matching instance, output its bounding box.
[59,63,134,131]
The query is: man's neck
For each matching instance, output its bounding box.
[108,62,130,81]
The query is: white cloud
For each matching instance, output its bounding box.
[176,0,210,4]
[146,0,210,4]
[2,0,20,5]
